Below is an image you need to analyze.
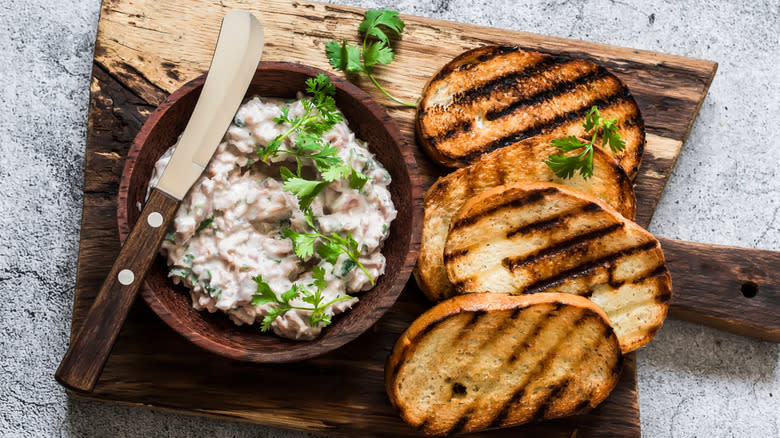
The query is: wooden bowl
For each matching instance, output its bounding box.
[117,62,423,363]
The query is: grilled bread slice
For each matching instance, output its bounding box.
[443,182,671,353]
[415,135,636,302]
[385,292,623,436]
[417,45,645,179]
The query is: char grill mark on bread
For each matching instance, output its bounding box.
[449,187,556,230]
[520,241,661,295]
[499,223,626,271]
[443,182,671,353]
[471,95,639,163]
[414,133,636,302]
[384,293,623,436]
[417,45,645,178]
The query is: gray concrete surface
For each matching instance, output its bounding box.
[0,0,777,436]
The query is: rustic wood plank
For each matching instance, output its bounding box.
[661,237,780,342]
[68,0,723,436]
[72,50,642,438]
[78,285,642,438]
[93,0,716,228]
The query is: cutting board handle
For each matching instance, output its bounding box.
[660,237,779,342]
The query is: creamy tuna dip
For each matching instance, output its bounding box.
[148,95,396,340]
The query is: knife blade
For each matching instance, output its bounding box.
[55,10,264,393]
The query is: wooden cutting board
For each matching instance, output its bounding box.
[68,0,736,436]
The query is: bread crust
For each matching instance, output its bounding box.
[414,135,636,302]
[385,292,623,436]
[443,182,671,353]
[416,45,645,179]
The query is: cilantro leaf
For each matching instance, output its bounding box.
[282,228,318,259]
[280,167,327,211]
[602,118,626,153]
[300,287,322,307]
[551,136,589,152]
[358,10,404,45]
[284,216,374,286]
[545,106,625,179]
[260,306,286,332]
[326,10,415,107]
[260,138,282,161]
[325,40,364,73]
[316,242,342,264]
[281,284,301,304]
[306,72,338,97]
[251,275,280,306]
[321,162,351,182]
[306,146,342,172]
[364,41,394,67]
[583,106,600,132]
[349,167,369,191]
[274,106,291,124]
[312,312,331,326]
[251,268,355,331]
[260,74,373,214]
[545,148,594,179]
[312,266,328,290]
[295,131,323,151]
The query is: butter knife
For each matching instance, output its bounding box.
[55,10,264,393]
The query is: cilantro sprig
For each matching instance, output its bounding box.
[545,106,626,179]
[243,74,377,332]
[251,267,354,331]
[325,10,415,107]
[282,213,374,286]
[259,74,369,210]
[259,74,342,163]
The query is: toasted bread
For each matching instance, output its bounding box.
[385,292,623,436]
[417,45,645,179]
[414,135,636,302]
[443,182,671,353]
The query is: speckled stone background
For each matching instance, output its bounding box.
[0,0,777,436]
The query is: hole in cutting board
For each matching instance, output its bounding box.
[741,281,759,298]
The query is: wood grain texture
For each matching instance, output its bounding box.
[93,0,717,227]
[660,237,780,342]
[66,0,723,436]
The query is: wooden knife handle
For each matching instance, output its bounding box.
[56,189,179,392]
[660,237,780,342]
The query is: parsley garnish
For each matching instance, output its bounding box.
[254,73,373,292]
[259,74,369,207]
[260,74,342,163]
[251,267,354,331]
[279,167,328,213]
[227,74,379,332]
[282,213,374,286]
[325,10,415,107]
[321,151,369,191]
[545,106,626,179]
